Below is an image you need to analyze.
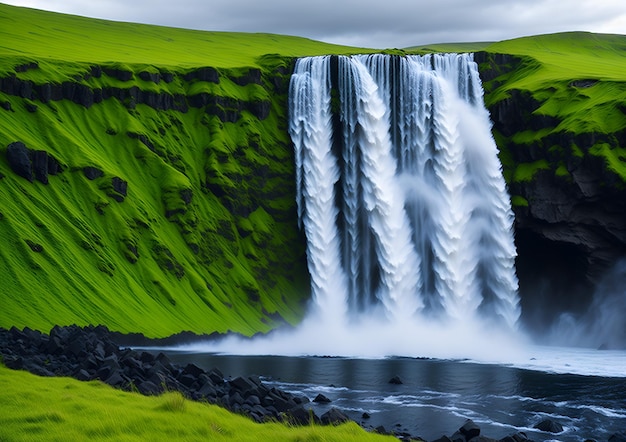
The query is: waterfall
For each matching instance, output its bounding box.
[289,53,520,329]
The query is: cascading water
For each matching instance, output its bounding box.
[194,53,524,359]
[289,53,520,330]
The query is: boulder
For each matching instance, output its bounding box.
[137,380,161,395]
[6,141,32,181]
[313,393,332,403]
[389,375,403,384]
[284,406,319,425]
[320,407,350,425]
[460,419,481,439]
[83,166,104,180]
[609,431,626,442]
[229,376,256,395]
[534,419,563,433]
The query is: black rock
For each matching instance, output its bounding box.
[110,176,128,201]
[284,406,319,426]
[245,395,261,406]
[208,368,224,384]
[460,419,481,439]
[374,425,388,435]
[83,166,104,180]
[31,150,50,184]
[451,430,467,442]
[534,419,563,433]
[6,141,32,181]
[388,375,403,384]
[362,412,371,419]
[104,371,126,387]
[137,380,161,395]
[75,369,91,381]
[313,393,332,403]
[182,363,204,378]
[229,376,256,395]
[609,431,626,442]
[179,373,196,388]
[320,407,350,425]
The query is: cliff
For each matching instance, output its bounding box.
[0,4,378,337]
[475,35,626,330]
[1,5,625,336]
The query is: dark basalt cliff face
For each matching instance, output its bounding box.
[476,52,626,331]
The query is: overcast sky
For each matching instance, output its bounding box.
[3,0,626,48]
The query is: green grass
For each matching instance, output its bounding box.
[0,364,396,441]
[0,3,373,69]
[481,32,626,131]
[407,41,494,52]
[476,32,626,191]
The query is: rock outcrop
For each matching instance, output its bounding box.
[6,141,63,183]
[477,52,626,330]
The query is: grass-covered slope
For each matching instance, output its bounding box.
[479,32,626,187]
[0,364,394,441]
[0,4,373,337]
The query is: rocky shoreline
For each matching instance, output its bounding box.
[1,325,624,442]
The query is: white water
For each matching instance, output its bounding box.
[183,54,534,364]
[292,53,519,328]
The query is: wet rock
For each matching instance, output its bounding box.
[460,419,481,439]
[374,425,388,435]
[137,380,161,395]
[534,418,564,433]
[609,431,626,442]
[284,406,319,425]
[451,430,467,442]
[320,407,350,425]
[313,393,331,403]
[229,376,256,394]
[389,375,403,384]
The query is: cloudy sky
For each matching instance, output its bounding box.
[3,0,626,48]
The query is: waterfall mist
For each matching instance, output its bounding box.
[541,260,626,350]
[187,53,530,361]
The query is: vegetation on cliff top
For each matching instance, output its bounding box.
[414,32,626,189]
[483,32,626,187]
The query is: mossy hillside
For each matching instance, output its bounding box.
[0,68,308,337]
[0,364,395,441]
[0,3,378,338]
[476,32,626,196]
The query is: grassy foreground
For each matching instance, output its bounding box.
[0,364,394,442]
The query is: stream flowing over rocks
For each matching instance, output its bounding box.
[0,325,622,442]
